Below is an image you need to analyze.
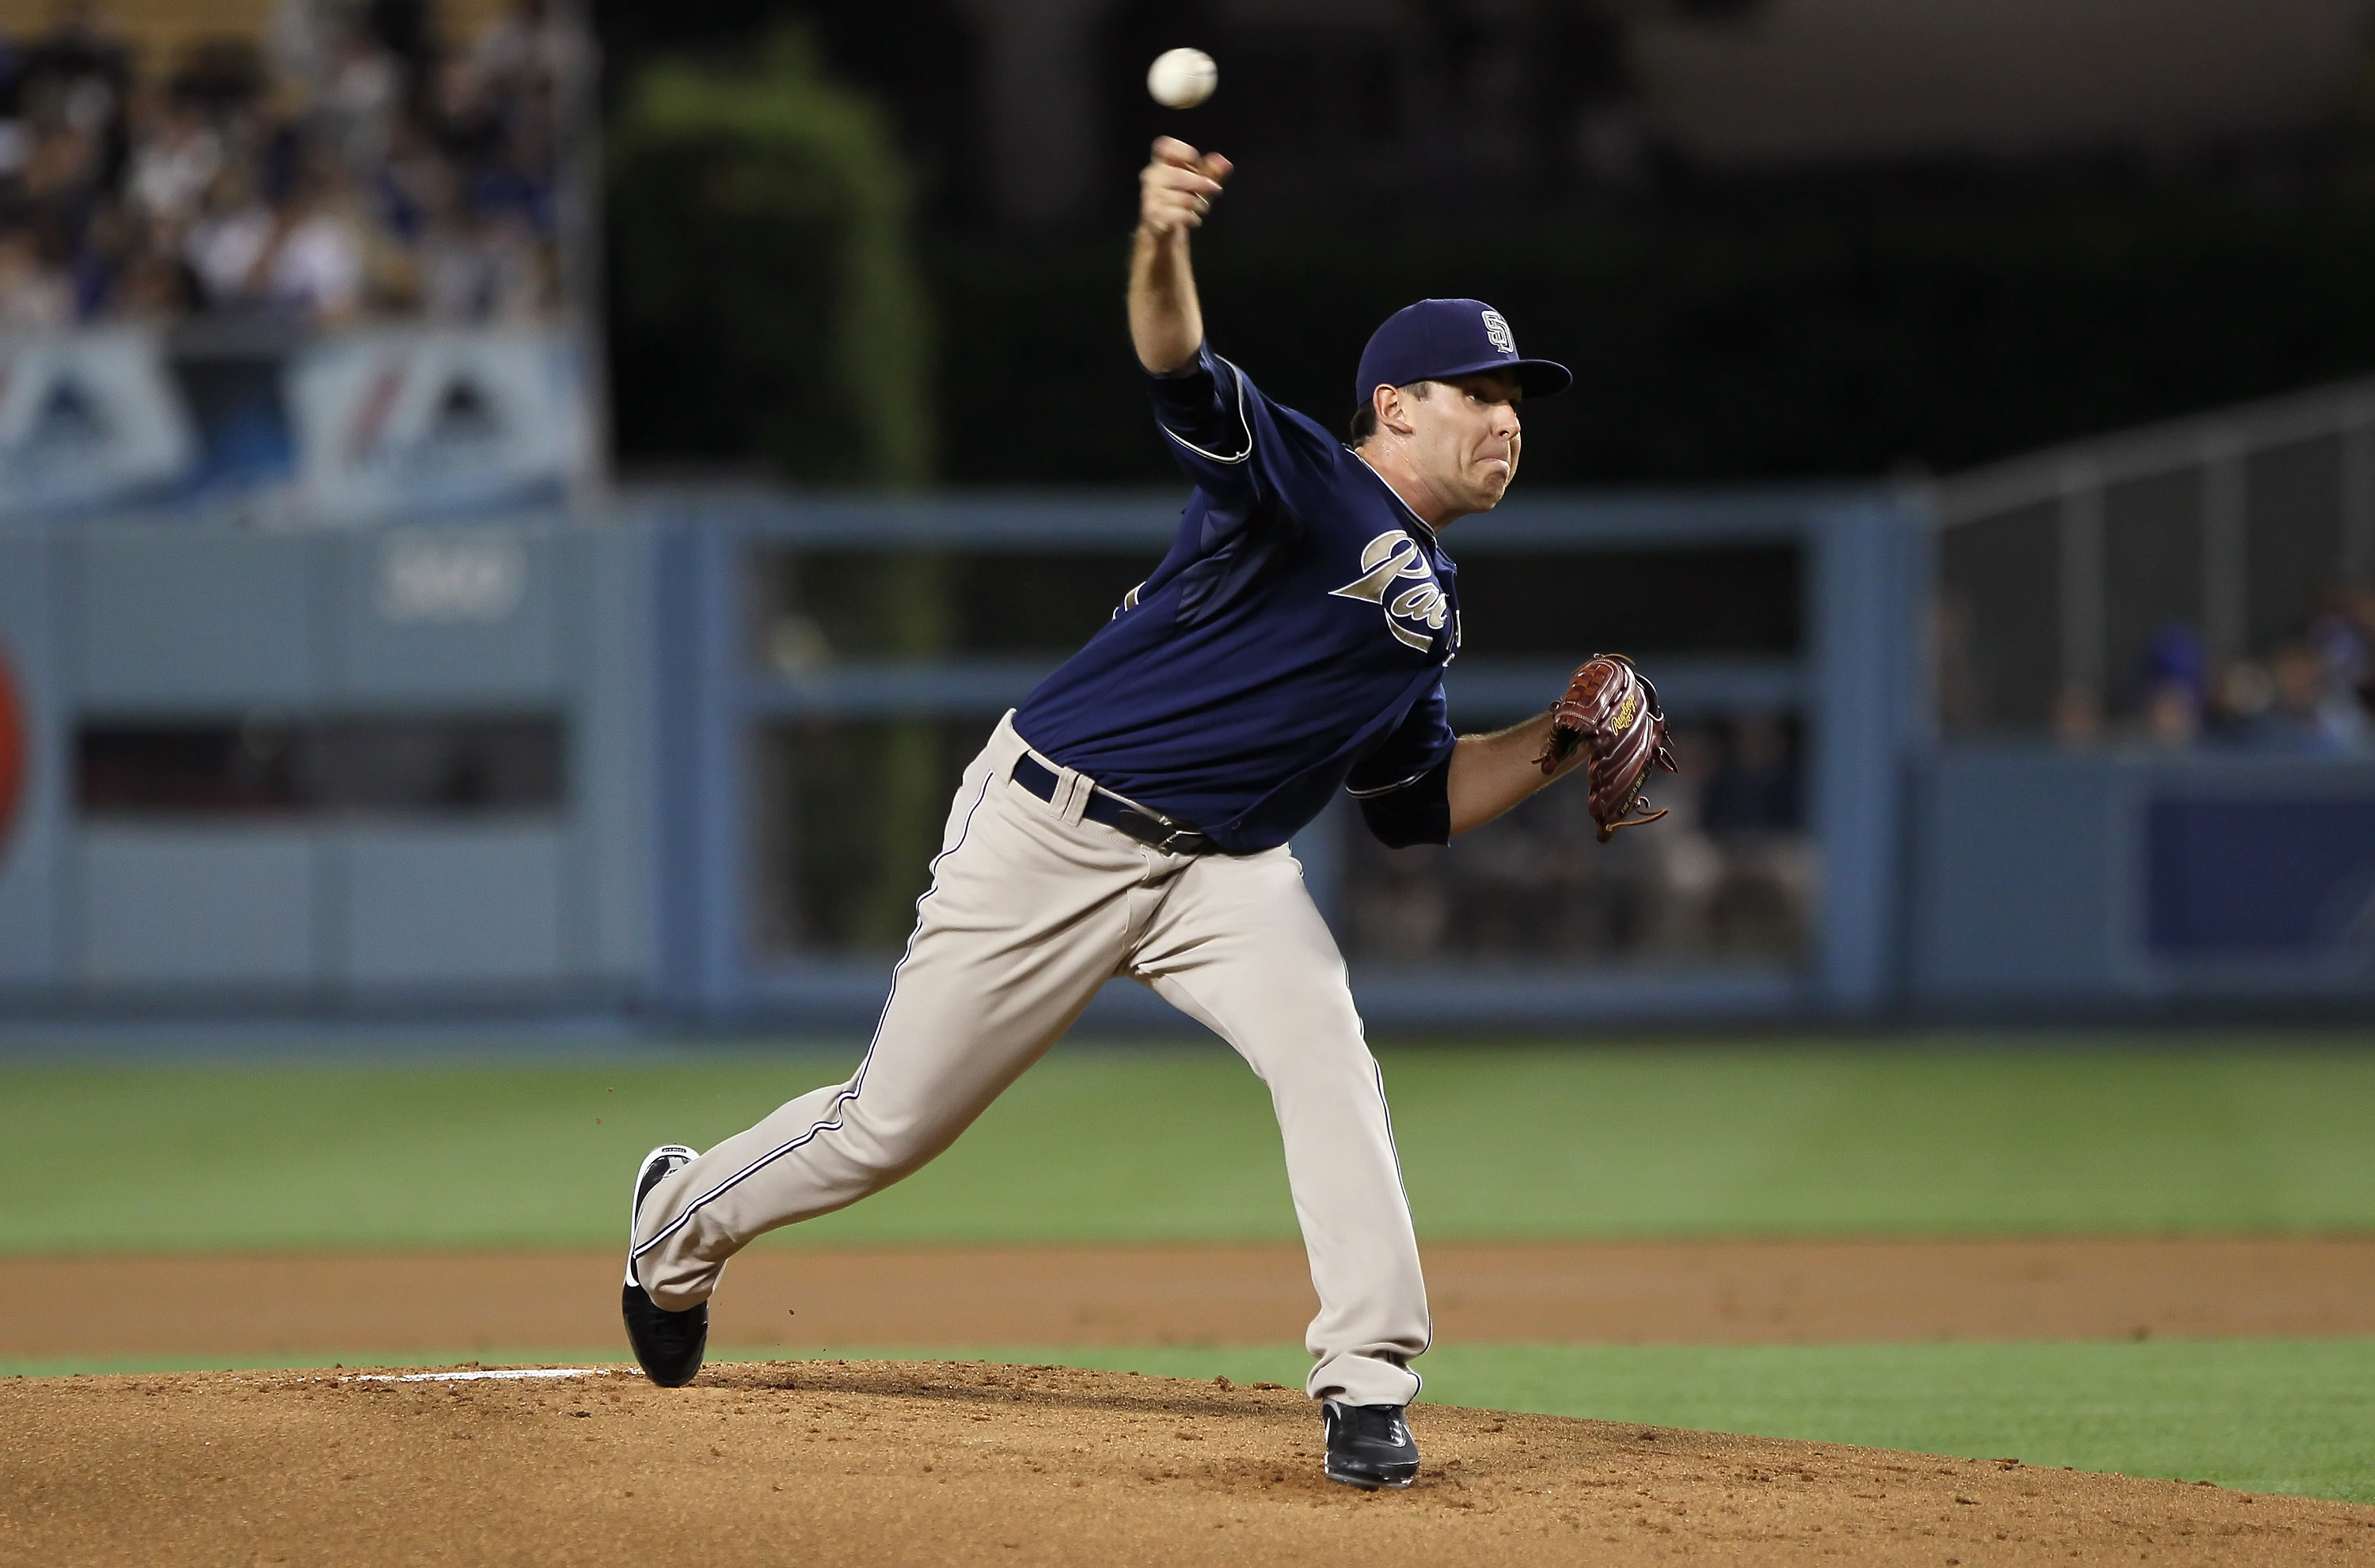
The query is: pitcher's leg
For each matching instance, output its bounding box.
[1134,849,1429,1407]
[635,742,1142,1311]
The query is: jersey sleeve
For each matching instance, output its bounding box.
[1346,681,1457,849]
[1146,344,1332,513]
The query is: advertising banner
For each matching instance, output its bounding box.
[283,328,597,525]
[0,327,198,517]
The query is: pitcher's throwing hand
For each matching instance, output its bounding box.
[1138,137,1230,236]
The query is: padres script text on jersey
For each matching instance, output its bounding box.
[1015,344,1461,853]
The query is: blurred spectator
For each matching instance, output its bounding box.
[0,223,70,325]
[183,164,274,307]
[420,191,541,322]
[2310,586,2375,712]
[0,0,579,328]
[1699,715,1812,956]
[471,0,587,139]
[2138,622,2208,750]
[2235,636,2366,755]
[318,24,400,177]
[107,222,192,317]
[267,0,337,112]
[1342,712,1818,966]
[258,165,365,324]
[17,1,130,190]
[2143,682,2200,750]
[21,90,105,238]
[1640,723,1724,955]
[1700,714,1800,835]
[127,92,220,224]
[2214,658,2274,731]
[2051,684,2103,748]
[362,0,437,119]
[0,120,28,188]
[429,52,504,177]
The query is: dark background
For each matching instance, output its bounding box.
[595,0,2375,488]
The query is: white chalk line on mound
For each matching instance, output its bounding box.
[342,1367,613,1384]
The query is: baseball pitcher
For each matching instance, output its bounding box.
[624,137,1674,1490]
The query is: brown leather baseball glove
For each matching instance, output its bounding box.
[1533,653,1679,841]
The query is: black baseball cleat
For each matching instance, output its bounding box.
[622,1144,706,1388]
[1322,1400,1419,1490]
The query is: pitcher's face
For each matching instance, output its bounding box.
[1408,371,1523,514]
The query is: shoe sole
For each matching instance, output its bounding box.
[626,1144,700,1288]
[1324,1460,1417,1490]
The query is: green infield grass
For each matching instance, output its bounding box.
[2,1036,2372,1251]
[9,1338,2368,1505]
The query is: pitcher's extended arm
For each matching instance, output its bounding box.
[1130,137,1232,374]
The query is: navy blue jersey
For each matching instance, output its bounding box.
[1013,345,1461,854]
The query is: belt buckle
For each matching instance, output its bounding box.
[1108,790,1206,856]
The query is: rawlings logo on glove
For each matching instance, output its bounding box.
[1533,654,1680,842]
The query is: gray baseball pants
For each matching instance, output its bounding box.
[632,712,1431,1407]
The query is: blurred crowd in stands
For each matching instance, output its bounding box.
[1347,715,1815,965]
[2006,586,2375,757]
[0,0,584,332]
[2118,591,2375,756]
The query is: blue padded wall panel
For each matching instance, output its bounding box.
[578,526,653,982]
[78,829,317,985]
[333,524,563,702]
[2146,796,2375,956]
[77,531,321,708]
[339,826,564,988]
[1910,750,2122,998]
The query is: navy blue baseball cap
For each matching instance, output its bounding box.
[1354,298,1572,410]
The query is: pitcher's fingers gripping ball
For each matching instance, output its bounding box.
[1139,135,1230,235]
[1535,654,1680,841]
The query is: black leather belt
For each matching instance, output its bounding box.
[1010,754,1217,856]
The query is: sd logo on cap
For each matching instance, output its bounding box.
[1352,298,1572,414]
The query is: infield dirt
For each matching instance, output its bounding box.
[6,1360,2373,1566]
[8,1236,2373,1361]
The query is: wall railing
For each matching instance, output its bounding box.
[640,486,1923,1029]
[1931,376,2375,735]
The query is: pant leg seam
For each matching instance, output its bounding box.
[634,767,1000,1264]
[1156,966,1429,1395]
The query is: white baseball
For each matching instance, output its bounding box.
[1147,47,1217,110]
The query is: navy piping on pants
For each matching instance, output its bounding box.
[631,769,1001,1266]
[1369,1052,1431,1372]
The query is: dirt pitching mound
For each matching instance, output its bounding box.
[6,1363,2372,1566]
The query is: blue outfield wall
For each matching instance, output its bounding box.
[1910,750,2375,1014]
[642,486,1925,1029]
[0,517,657,1016]
[2,489,2370,1027]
